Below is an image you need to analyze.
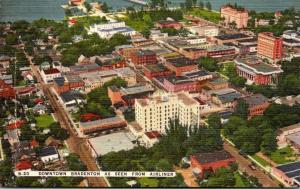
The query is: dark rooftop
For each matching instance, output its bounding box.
[192,150,234,164]
[216,33,250,40]
[242,94,269,107]
[167,57,198,67]
[53,77,65,86]
[276,161,300,174]
[144,64,169,72]
[60,90,83,103]
[165,76,194,85]
[39,146,57,157]
[135,49,156,56]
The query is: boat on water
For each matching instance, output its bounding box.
[125,0,148,6]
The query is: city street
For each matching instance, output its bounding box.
[27,54,108,187]
[224,142,279,187]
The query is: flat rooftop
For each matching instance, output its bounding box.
[242,94,269,107]
[80,116,126,129]
[167,57,198,67]
[216,33,250,40]
[192,150,234,164]
[235,56,283,74]
[144,64,169,72]
[120,85,154,96]
[88,131,136,156]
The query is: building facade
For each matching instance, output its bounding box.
[130,50,157,65]
[221,5,249,29]
[235,56,283,85]
[135,92,201,134]
[257,32,283,63]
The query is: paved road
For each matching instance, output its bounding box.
[224,142,278,187]
[27,55,108,187]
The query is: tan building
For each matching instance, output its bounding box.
[221,5,249,29]
[135,92,201,134]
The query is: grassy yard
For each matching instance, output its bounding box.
[138,178,159,187]
[218,61,235,77]
[186,8,221,23]
[36,114,55,129]
[75,16,107,27]
[268,147,294,165]
[251,155,269,167]
[234,172,252,187]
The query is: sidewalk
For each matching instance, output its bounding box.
[175,167,199,187]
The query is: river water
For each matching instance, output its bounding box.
[0,0,299,22]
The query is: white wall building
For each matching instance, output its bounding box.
[135,92,201,134]
[40,68,62,83]
[187,25,219,37]
[88,21,136,39]
[282,30,300,47]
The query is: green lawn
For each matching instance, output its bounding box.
[36,114,55,129]
[219,61,235,77]
[251,155,269,167]
[234,172,252,187]
[186,8,221,23]
[268,147,294,165]
[138,177,159,187]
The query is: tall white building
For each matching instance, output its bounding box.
[88,21,136,39]
[135,92,201,134]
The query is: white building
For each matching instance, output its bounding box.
[79,67,136,93]
[39,146,59,164]
[135,92,201,134]
[88,21,136,39]
[282,30,300,47]
[185,36,207,44]
[149,30,169,40]
[40,68,62,83]
[187,25,219,37]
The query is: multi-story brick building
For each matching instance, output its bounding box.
[108,84,155,107]
[165,57,198,76]
[238,94,270,119]
[180,48,207,60]
[163,76,199,93]
[135,92,201,134]
[156,20,182,30]
[221,5,249,29]
[130,50,157,65]
[257,32,283,63]
[53,75,85,94]
[143,64,173,80]
[190,150,236,178]
[235,56,283,85]
[207,45,236,57]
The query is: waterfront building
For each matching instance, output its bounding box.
[135,92,201,134]
[88,22,136,39]
[257,32,283,63]
[155,20,182,30]
[221,5,249,29]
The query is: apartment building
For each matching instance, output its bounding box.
[135,92,201,134]
[257,32,283,63]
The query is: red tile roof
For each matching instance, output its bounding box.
[145,131,162,139]
[80,113,100,122]
[16,161,32,170]
[34,98,44,104]
[7,120,25,130]
[43,68,60,75]
[30,140,39,148]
